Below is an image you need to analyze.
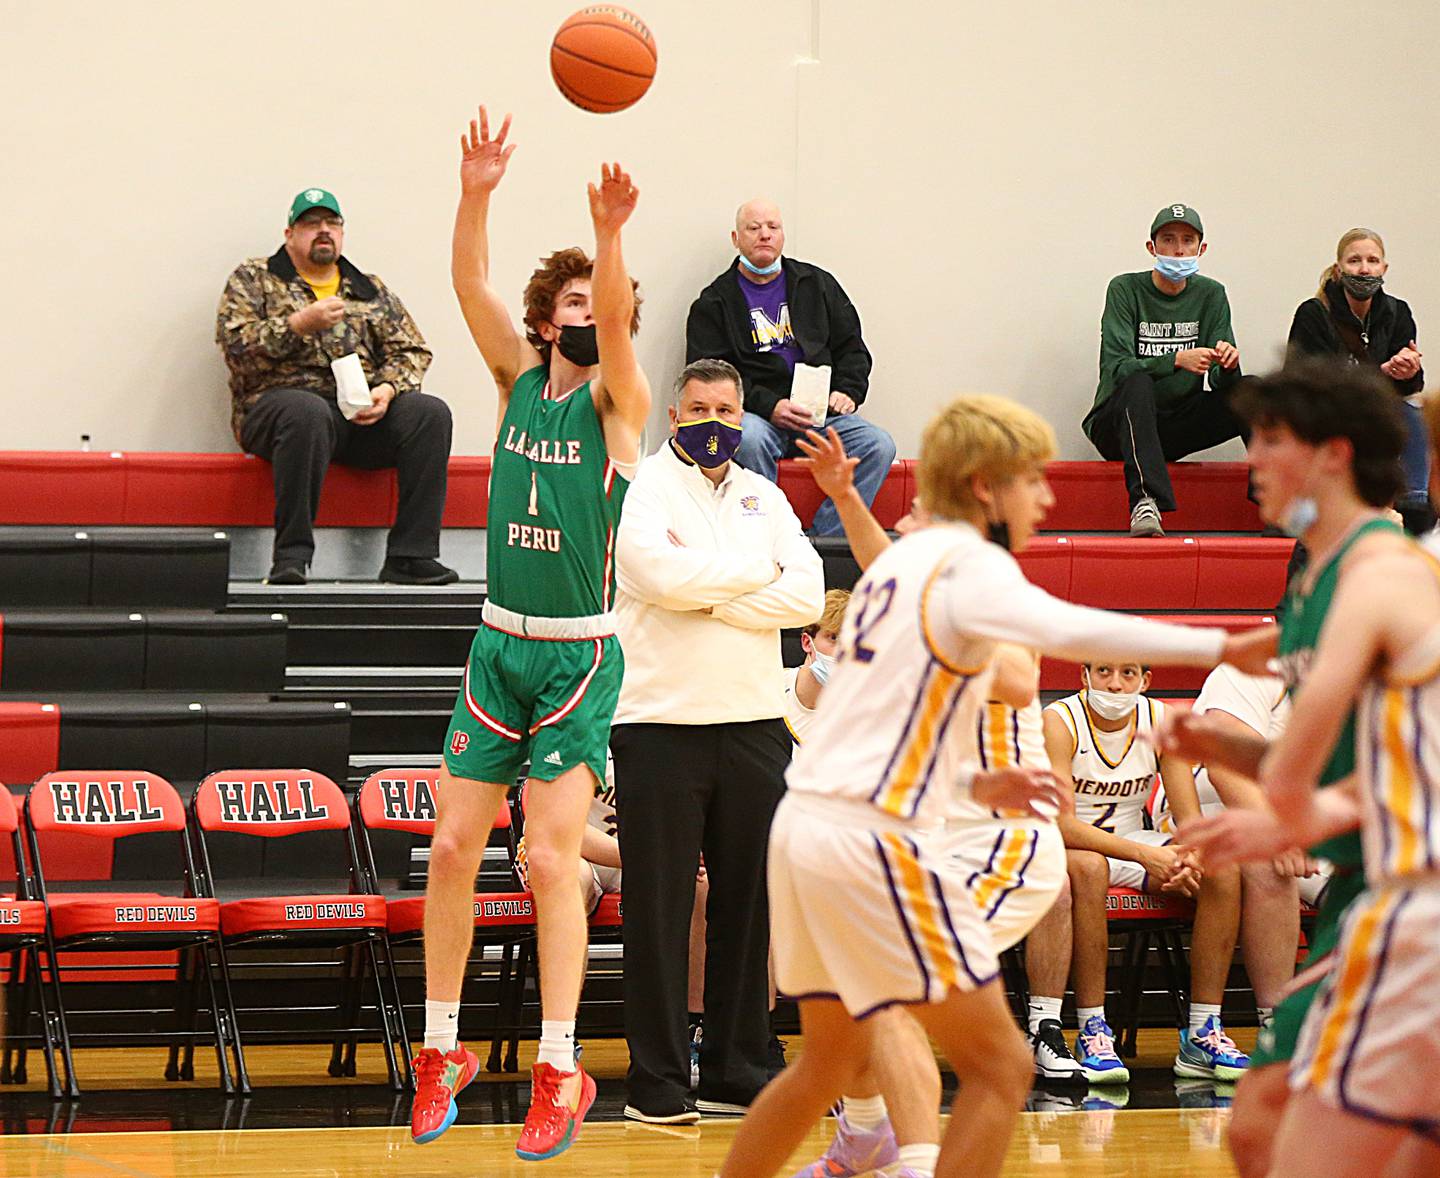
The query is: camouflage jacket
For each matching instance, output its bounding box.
[216,247,433,442]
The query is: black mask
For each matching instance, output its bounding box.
[554,324,599,367]
[985,520,1013,550]
[1339,272,1384,302]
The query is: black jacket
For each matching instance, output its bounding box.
[1287,279,1423,396]
[685,258,873,421]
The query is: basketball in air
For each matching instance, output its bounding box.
[550,6,657,114]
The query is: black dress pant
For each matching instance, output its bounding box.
[611,718,790,1110]
[239,387,452,564]
[1084,372,1246,511]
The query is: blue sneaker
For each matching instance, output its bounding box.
[1174,1015,1249,1082]
[1075,1016,1130,1084]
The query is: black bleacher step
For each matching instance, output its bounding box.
[0,528,92,606]
[0,692,351,785]
[0,527,231,610]
[90,530,231,609]
[0,608,289,692]
[286,623,475,667]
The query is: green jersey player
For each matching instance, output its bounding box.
[410,106,649,1162]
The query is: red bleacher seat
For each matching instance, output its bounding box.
[1068,537,1200,609]
[1015,537,1073,598]
[0,452,127,525]
[0,703,60,784]
[1041,462,1259,533]
[1040,614,1276,692]
[589,891,622,928]
[776,460,907,530]
[122,453,271,526]
[441,456,493,527]
[1194,537,1294,609]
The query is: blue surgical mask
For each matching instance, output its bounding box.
[1153,254,1200,282]
[673,418,743,469]
[739,254,782,277]
[809,650,835,686]
[1280,496,1319,538]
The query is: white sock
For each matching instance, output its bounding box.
[1189,1002,1221,1034]
[1257,1006,1274,1030]
[423,999,460,1053]
[897,1143,940,1177]
[839,1094,887,1131]
[536,1019,577,1071]
[1076,1005,1106,1029]
[1027,995,1063,1036]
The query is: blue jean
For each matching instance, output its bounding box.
[735,411,897,536]
[1399,397,1430,505]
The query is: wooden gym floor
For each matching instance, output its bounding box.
[0,1030,1247,1177]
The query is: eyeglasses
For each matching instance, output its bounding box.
[296,215,344,231]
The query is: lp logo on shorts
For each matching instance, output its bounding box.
[450,731,470,756]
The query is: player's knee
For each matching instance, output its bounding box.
[1067,849,1108,895]
[1240,860,1292,901]
[1201,861,1242,904]
[520,840,572,895]
[428,829,485,881]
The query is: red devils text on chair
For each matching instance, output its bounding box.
[0,786,64,1097]
[353,768,536,1079]
[190,768,404,1092]
[23,771,234,1096]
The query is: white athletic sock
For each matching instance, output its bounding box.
[897,1143,940,1177]
[423,999,460,1053]
[536,1019,577,1071]
[1076,1005,1106,1029]
[1257,1006,1274,1030]
[1027,995,1064,1036]
[839,1094,888,1131]
[1189,1002,1222,1034]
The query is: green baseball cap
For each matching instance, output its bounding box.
[1151,203,1203,239]
[288,187,342,226]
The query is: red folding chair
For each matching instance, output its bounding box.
[0,786,64,1097]
[1107,886,1194,1057]
[22,771,233,1096]
[189,769,404,1092]
[352,768,537,1080]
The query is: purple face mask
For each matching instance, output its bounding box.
[674,418,742,469]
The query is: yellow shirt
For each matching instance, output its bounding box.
[306,272,341,301]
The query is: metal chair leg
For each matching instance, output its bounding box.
[364,937,403,1092]
[212,937,251,1096]
[198,940,235,1096]
[486,941,515,1073]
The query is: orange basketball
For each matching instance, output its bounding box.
[550,6,657,114]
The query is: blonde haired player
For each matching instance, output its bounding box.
[715,396,1268,1178]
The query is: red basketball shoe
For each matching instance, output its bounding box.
[515,1061,597,1161]
[410,1045,480,1143]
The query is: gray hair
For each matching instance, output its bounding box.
[671,358,743,406]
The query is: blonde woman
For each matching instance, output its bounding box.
[1288,228,1427,528]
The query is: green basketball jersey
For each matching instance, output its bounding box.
[1276,516,1402,866]
[487,366,629,618]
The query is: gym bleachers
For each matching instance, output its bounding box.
[0,447,1279,1078]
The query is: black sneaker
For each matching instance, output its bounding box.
[1033,1018,1086,1082]
[766,1035,787,1079]
[379,557,460,585]
[265,560,307,585]
[694,1096,752,1117]
[623,1098,700,1125]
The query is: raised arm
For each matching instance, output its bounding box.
[452,107,531,408]
[795,427,892,570]
[588,163,650,465]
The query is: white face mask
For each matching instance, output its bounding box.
[1085,683,1138,721]
[809,650,836,686]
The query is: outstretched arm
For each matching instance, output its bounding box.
[795,427,892,570]
[589,163,650,464]
[452,106,532,412]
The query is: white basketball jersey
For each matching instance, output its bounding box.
[782,665,817,745]
[978,699,1047,771]
[1046,693,1165,836]
[787,526,998,829]
[1358,618,1440,886]
[1151,667,1289,831]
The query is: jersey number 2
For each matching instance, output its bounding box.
[845,576,897,664]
